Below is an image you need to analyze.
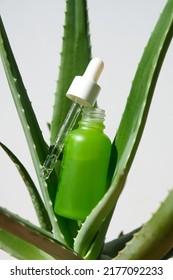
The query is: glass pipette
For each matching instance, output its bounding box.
[41,58,104,179]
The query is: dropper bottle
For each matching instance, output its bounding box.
[41,58,104,179]
[54,106,111,220]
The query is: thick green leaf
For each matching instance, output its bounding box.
[0,16,47,166]
[84,210,114,260]
[50,0,91,144]
[0,142,52,232]
[114,1,173,174]
[0,207,82,260]
[162,247,173,259]
[74,171,126,257]
[0,229,53,260]
[74,0,173,257]
[101,227,140,259]
[114,189,173,259]
[50,0,92,245]
[0,16,64,242]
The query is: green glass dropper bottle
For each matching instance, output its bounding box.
[54,107,111,220]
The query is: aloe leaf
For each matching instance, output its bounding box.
[0,16,64,242]
[74,171,126,257]
[162,247,173,259]
[50,0,91,144]
[114,189,173,259]
[0,229,53,260]
[101,227,140,259]
[50,0,91,244]
[74,0,173,257]
[0,207,82,260]
[0,142,52,232]
[114,1,173,174]
[84,210,114,260]
[0,16,47,167]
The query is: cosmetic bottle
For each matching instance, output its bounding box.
[54,106,111,220]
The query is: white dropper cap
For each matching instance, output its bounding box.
[66,58,104,106]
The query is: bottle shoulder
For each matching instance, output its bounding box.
[63,126,111,161]
[67,127,111,145]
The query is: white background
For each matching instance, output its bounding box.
[0,0,173,259]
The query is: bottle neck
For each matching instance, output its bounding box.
[79,107,105,131]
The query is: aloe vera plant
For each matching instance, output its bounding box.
[1,0,173,260]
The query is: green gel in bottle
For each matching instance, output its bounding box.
[54,107,111,220]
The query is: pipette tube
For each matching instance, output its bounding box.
[41,102,82,179]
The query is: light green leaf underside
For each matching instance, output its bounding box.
[74,0,173,258]
[0,207,82,260]
[0,230,53,260]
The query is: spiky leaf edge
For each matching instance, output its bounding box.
[0,207,82,260]
[0,16,65,243]
[0,142,52,232]
[114,189,173,259]
[50,0,91,144]
[74,0,173,258]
